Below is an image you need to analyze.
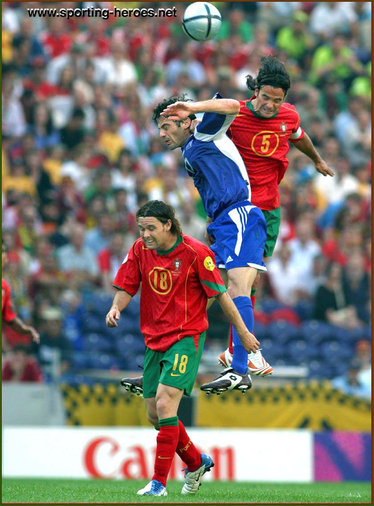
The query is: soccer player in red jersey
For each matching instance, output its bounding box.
[216,56,334,368]
[2,241,40,346]
[106,200,259,496]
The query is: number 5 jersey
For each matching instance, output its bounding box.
[228,99,304,211]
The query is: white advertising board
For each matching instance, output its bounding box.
[3,427,313,482]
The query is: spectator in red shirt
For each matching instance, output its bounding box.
[2,344,43,382]
[97,232,129,292]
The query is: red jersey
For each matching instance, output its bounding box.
[2,279,17,323]
[113,235,226,352]
[228,100,304,211]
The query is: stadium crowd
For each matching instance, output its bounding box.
[1,2,371,397]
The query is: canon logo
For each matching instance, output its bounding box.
[83,437,234,480]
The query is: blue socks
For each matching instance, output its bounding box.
[231,296,253,375]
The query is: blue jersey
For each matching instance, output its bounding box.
[182,97,251,221]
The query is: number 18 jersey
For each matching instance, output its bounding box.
[113,235,226,352]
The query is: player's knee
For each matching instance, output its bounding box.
[155,396,169,417]
[147,412,158,427]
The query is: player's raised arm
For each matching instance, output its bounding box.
[162,99,240,121]
[293,132,335,177]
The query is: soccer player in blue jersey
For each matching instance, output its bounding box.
[150,94,272,393]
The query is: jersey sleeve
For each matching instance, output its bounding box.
[2,283,17,322]
[195,246,226,298]
[195,93,236,142]
[112,243,141,296]
[289,108,305,143]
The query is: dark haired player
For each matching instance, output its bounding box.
[165,56,334,369]
[106,200,259,496]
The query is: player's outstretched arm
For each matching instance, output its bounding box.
[162,99,240,121]
[106,290,132,327]
[8,317,40,343]
[293,133,335,177]
[216,292,260,353]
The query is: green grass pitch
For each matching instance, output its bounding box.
[2,478,371,504]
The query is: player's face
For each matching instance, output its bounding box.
[137,216,172,250]
[252,86,286,118]
[157,117,190,149]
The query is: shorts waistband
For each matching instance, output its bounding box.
[214,200,255,221]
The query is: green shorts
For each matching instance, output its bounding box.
[261,207,281,258]
[143,333,206,398]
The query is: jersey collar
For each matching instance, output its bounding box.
[246,100,279,119]
[156,235,182,255]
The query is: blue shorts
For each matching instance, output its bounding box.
[208,200,267,271]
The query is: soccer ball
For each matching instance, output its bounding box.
[182,2,222,42]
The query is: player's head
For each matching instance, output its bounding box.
[153,96,196,150]
[136,200,182,250]
[246,56,290,118]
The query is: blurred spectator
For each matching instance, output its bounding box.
[56,223,98,290]
[104,41,138,87]
[40,18,73,58]
[60,289,84,351]
[310,33,364,91]
[2,72,26,137]
[84,167,116,212]
[276,11,315,67]
[97,232,131,292]
[218,6,253,42]
[313,155,359,209]
[331,360,370,399]
[166,43,206,86]
[309,3,357,39]
[29,102,60,150]
[60,145,91,192]
[29,249,66,304]
[85,212,114,256]
[342,252,370,325]
[353,340,371,371]
[313,262,362,329]
[59,107,86,150]
[112,189,136,233]
[38,306,72,377]
[342,108,371,167]
[267,242,302,306]
[287,215,321,297]
[2,344,43,382]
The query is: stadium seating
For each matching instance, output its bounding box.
[64,294,370,381]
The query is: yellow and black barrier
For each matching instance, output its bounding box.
[197,380,371,430]
[60,380,370,430]
[60,383,148,426]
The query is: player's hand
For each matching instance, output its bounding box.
[106,308,120,327]
[240,331,260,354]
[315,160,334,177]
[161,102,192,120]
[26,326,40,344]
